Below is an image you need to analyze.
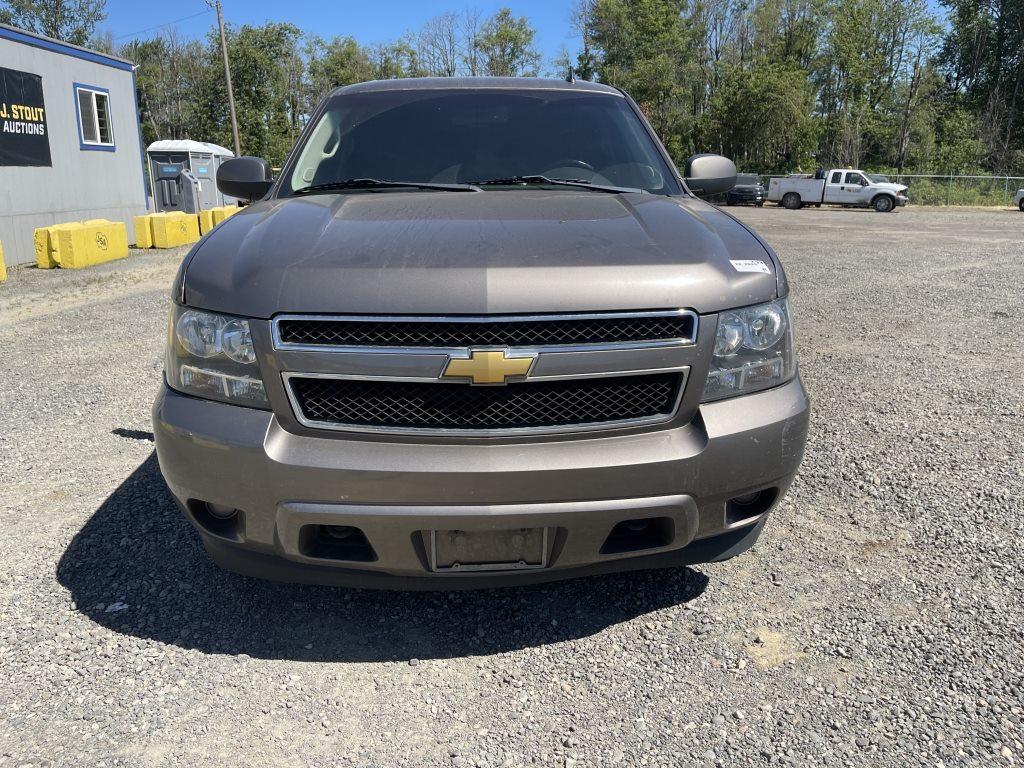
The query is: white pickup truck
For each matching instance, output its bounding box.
[767,169,909,212]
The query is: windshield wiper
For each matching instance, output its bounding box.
[293,178,481,195]
[471,175,644,194]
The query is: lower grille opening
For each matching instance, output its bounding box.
[726,488,779,525]
[288,373,683,432]
[188,500,244,541]
[600,517,674,555]
[299,525,377,562]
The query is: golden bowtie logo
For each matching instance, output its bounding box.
[441,349,536,385]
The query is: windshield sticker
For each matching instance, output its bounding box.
[730,259,772,274]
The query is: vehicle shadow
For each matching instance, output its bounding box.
[56,452,709,662]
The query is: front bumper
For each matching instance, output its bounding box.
[727,191,765,205]
[153,377,809,589]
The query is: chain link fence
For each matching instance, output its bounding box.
[892,175,1024,207]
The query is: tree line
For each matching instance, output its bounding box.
[570,0,1023,177]
[3,0,1022,177]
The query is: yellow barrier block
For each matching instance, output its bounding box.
[34,223,81,268]
[211,205,241,225]
[0,241,6,283]
[98,220,129,260]
[53,220,129,269]
[198,209,216,235]
[179,213,200,244]
[150,212,200,248]
[133,215,154,248]
[51,224,89,268]
[150,214,180,249]
[34,227,56,268]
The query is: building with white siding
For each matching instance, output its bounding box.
[0,24,148,267]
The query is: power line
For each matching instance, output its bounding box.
[112,9,213,42]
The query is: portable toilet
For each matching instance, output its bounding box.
[146,140,236,213]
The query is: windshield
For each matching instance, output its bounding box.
[284,89,679,196]
[735,173,761,186]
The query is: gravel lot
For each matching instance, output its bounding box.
[0,206,1021,767]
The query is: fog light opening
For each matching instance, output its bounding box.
[726,488,779,526]
[206,502,239,520]
[187,500,245,541]
[299,524,377,563]
[601,517,674,555]
[324,525,356,540]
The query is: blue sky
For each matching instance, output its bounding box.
[99,0,950,65]
[102,1,582,66]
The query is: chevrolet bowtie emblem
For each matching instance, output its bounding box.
[441,349,536,385]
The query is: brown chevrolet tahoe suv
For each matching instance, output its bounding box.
[152,77,810,589]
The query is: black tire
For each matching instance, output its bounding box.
[782,192,802,210]
[873,195,895,213]
[1018,199,1024,212]
[756,201,765,207]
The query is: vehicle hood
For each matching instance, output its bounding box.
[873,182,908,195]
[731,184,764,191]
[182,190,780,318]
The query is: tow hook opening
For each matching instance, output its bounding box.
[299,525,377,562]
[600,517,674,555]
[726,488,779,526]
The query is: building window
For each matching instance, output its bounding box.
[74,84,114,150]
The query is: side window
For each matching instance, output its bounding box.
[845,172,861,185]
[74,84,114,150]
[830,171,842,184]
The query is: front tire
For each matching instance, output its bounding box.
[782,192,802,210]
[1018,199,1024,212]
[873,195,895,213]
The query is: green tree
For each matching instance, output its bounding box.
[939,0,1024,172]
[190,22,303,165]
[0,0,105,46]
[700,63,819,172]
[582,0,699,157]
[934,105,986,173]
[304,35,374,115]
[119,31,206,146]
[477,8,541,77]
[815,0,938,168]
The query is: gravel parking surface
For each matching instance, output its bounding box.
[0,206,1021,767]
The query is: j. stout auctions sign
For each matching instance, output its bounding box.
[0,66,51,167]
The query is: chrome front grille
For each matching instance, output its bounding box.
[274,311,697,435]
[274,311,696,351]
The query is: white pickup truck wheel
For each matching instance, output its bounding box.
[782,192,802,210]
[873,195,895,213]
[1018,199,1024,212]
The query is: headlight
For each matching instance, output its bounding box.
[702,299,795,401]
[166,306,269,408]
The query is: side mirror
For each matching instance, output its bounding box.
[217,156,273,201]
[683,153,738,198]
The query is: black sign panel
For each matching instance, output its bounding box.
[0,66,51,167]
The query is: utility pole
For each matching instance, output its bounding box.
[209,0,241,156]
